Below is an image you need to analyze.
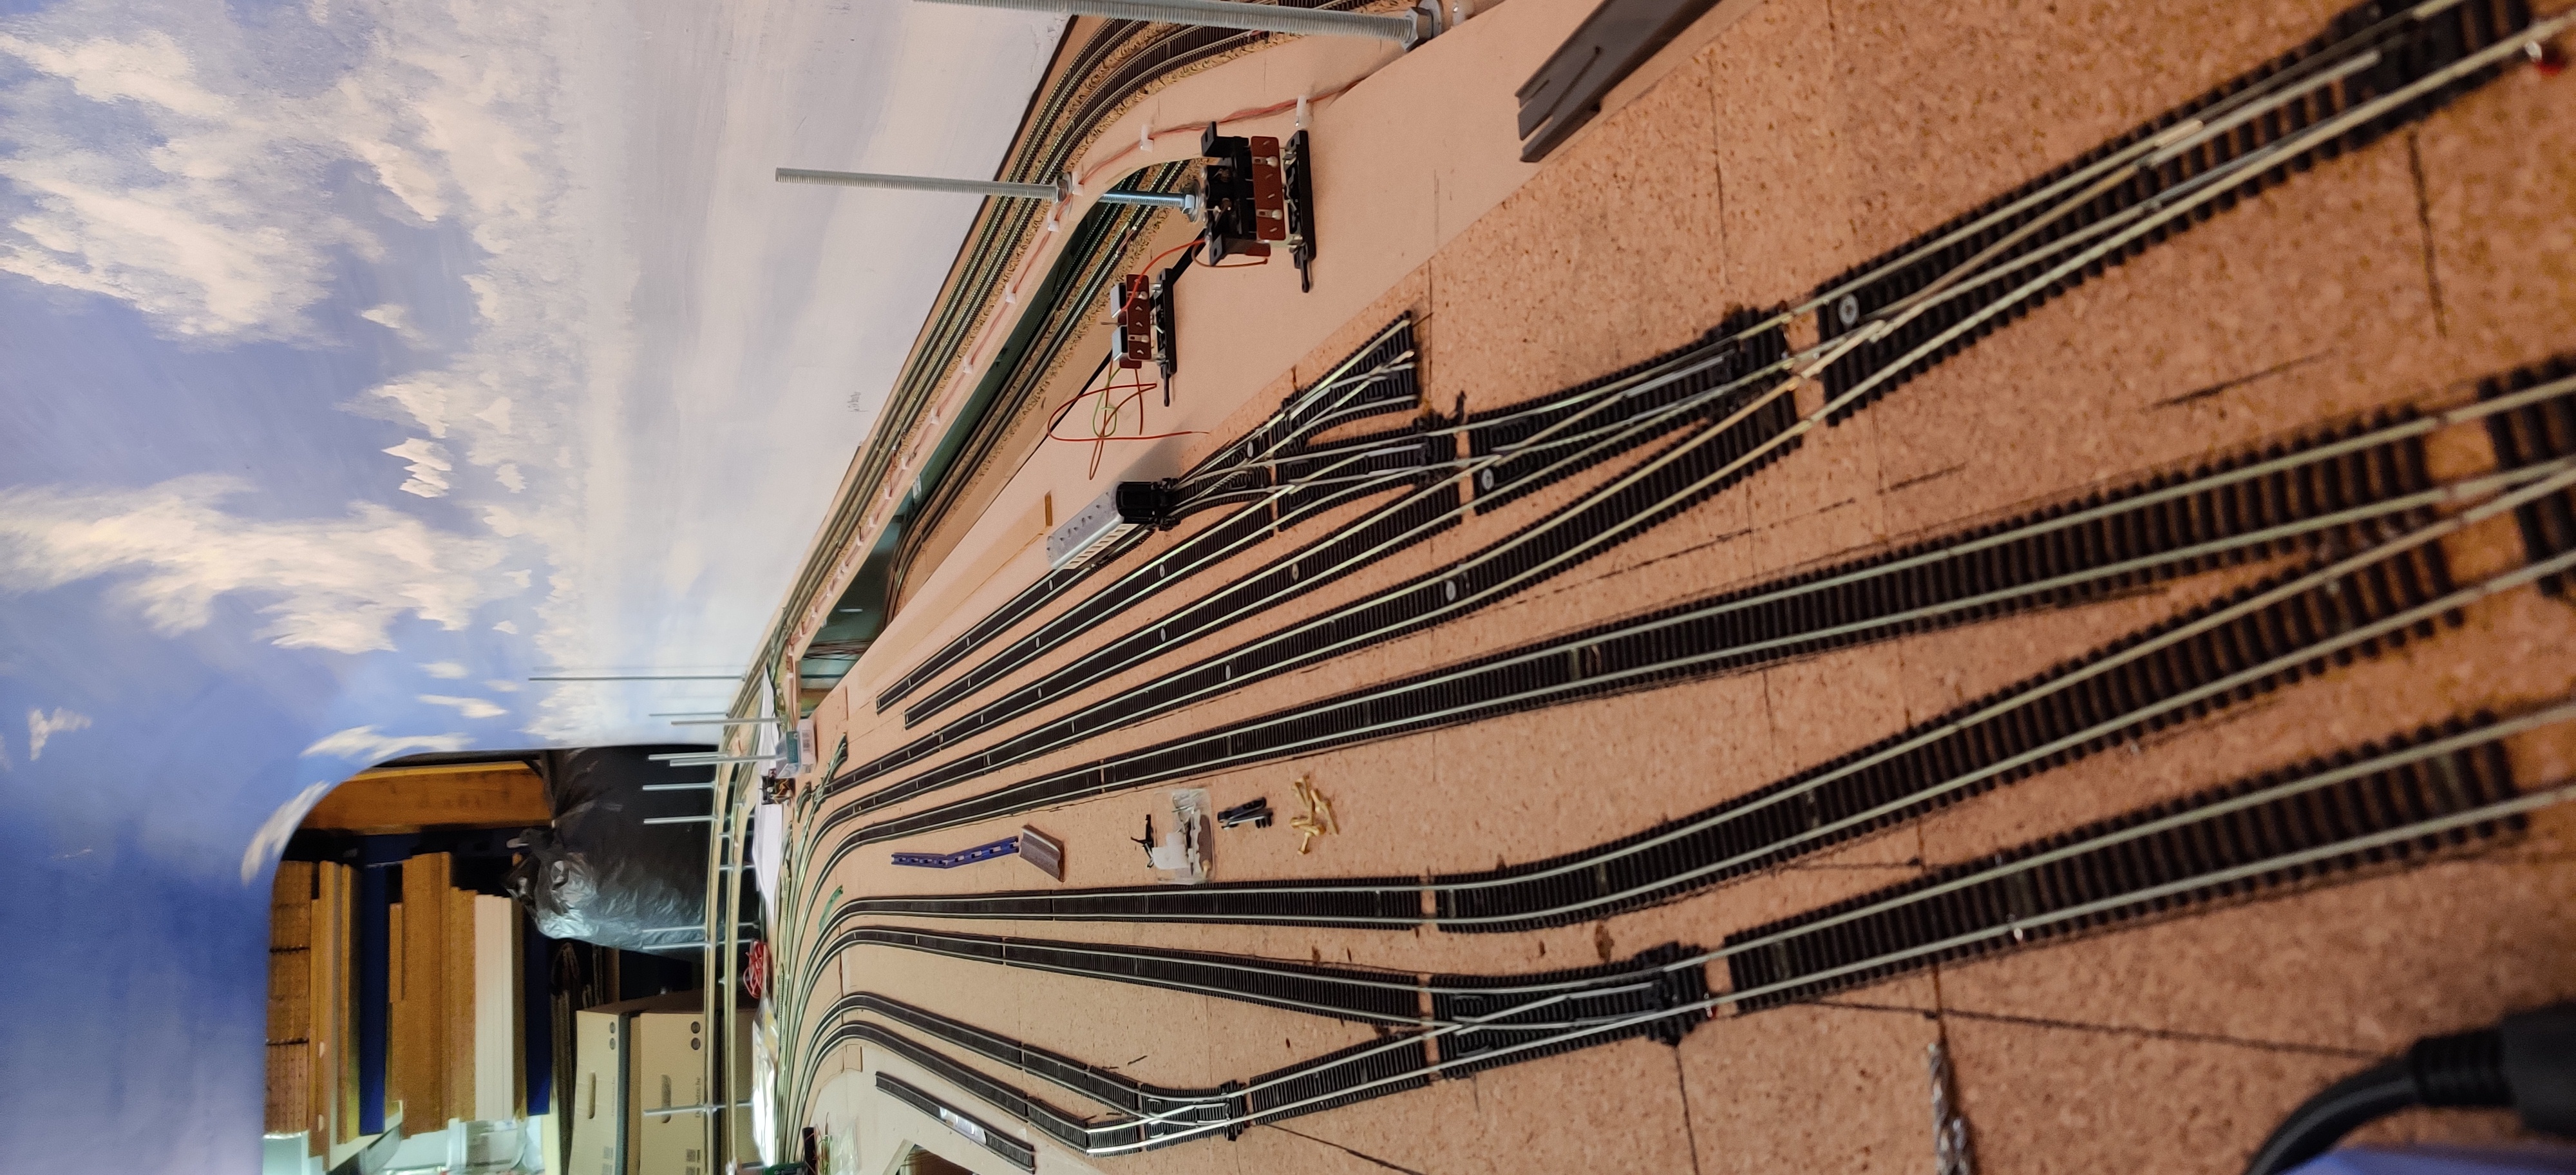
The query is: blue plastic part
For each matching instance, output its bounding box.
[890,836,1022,869]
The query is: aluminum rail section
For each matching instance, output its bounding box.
[790,703,2575,1156]
[824,0,2559,821]
[813,361,2576,865]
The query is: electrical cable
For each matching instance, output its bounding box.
[2244,1004,2576,1175]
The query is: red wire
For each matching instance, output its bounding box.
[1047,366,1203,477]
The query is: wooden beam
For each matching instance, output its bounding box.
[265,862,315,1137]
[446,880,477,1123]
[302,763,549,834]
[388,855,451,1130]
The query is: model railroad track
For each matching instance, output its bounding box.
[787,3,2572,1151]
[825,0,2564,827]
[1810,0,2536,418]
[869,316,1794,751]
[835,363,1803,809]
[814,930,1714,1143]
[874,1074,1041,1170]
[818,367,2576,868]
[876,310,1792,736]
[2481,356,2576,596]
[813,995,1437,1154]
[797,704,2573,1157]
[1722,714,2526,1008]
[874,318,1426,714]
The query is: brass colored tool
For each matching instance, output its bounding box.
[1289,776,1337,854]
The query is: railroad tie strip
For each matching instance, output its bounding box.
[1722,712,2528,1009]
[2479,355,2576,597]
[833,0,2569,812]
[1463,305,1790,511]
[896,425,1451,730]
[811,1006,1436,1153]
[825,386,2517,857]
[869,314,1790,746]
[829,925,1714,1078]
[842,383,1803,812]
[875,317,1425,715]
[1811,0,2539,419]
[894,435,1456,732]
[802,705,2575,1160]
[826,544,2458,929]
[825,359,2576,871]
[875,1073,1041,1170]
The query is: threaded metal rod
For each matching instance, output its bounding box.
[776,167,1197,214]
[775,168,1057,198]
[914,0,1424,44]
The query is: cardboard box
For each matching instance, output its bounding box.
[568,993,756,1175]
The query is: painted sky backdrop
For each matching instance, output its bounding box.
[0,0,1061,1166]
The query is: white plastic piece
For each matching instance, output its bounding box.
[1046,485,1133,569]
[1295,94,1310,129]
[1139,120,1154,153]
[937,1107,988,1145]
[1156,788,1213,884]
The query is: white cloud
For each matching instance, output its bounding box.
[0,0,630,523]
[0,475,517,654]
[384,437,453,498]
[0,731,11,770]
[491,620,518,634]
[0,26,383,341]
[485,680,520,693]
[421,660,467,678]
[25,707,90,760]
[300,723,469,760]
[360,302,427,346]
[240,778,333,884]
[418,693,505,719]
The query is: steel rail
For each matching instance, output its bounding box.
[851,338,1797,762]
[835,454,2576,872]
[887,330,1787,733]
[876,323,1420,712]
[823,767,2575,1159]
[810,467,2573,954]
[837,11,2501,803]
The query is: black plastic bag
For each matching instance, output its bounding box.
[505,745,714,957]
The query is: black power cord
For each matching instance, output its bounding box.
[2246,1004,2576,1174]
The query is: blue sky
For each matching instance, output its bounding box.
[0,0,1063,1166]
